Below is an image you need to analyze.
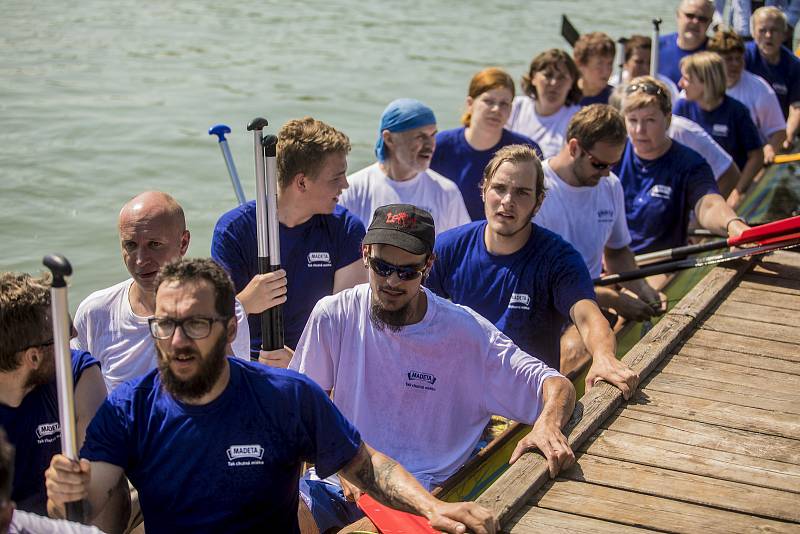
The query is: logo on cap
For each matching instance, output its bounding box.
[385,210,416,228]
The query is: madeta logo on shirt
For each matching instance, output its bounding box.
[226,444,265,467]
[597,209,614,223]
[508,293,531,310]
[307,252,332,268]
[36,422,60,443]
[405,370,438,391]
[773,82,788,95]
[648,185,672,200]
[712,124,729,137]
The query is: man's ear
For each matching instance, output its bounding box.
[294,172,308,192]
[21,347,41,369]
[567,138,579,158]
[382,130,393,149]
[226,316,237,344]
[179,230,190,256]
[361,245,370,267]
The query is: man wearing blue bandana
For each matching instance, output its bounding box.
[340,98,470,234]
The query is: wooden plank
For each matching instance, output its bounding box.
[643,368,800,415]
[475,261,753,526]
[628,388,800,441]
[508,506,656,534]
[532,479,798,533]
[679,342,800,374]
[715,299,800,327]
[581,429,800,493]
[603,410,800,465]
[753,253,800,279]
[728,286,800,310]
[658,353,800,395]
[685,329,800,362]
[563,454,800,522]
[739,274,800,296]
[701,314,800,344]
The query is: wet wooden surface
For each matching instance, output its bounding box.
[495,252,800,533]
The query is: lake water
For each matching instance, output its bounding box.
[1,0,679,308]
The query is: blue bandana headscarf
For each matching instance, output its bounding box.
[374,98,436,162]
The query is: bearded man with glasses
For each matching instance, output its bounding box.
[0,272,111,527]
[290,203,575,533]
[658,0,716,85]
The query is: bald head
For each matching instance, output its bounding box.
[118,191,190,294]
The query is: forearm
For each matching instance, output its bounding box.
[735,152,764,194]
[538,376,576,429]
[715,163,740,198]
[786,106,800,145]
[340,443,438,517]
[768,130,786,154]
[574,303,617,363]
[696,194,739,236]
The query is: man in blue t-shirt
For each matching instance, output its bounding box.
[427,145,640,399]
[45,258,497,534]
[658,0,714,84]
[745,6,800,146]
[0,273,106,519]
[212,117,367,365]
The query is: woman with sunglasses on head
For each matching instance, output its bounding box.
[430,67,543,221]
[673,51,764,208]
[506,49,582,159]
[614,76,749,254]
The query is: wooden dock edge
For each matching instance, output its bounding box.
[475,258,756,528]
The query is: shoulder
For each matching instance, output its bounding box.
[213,200,256,235]
[424,169,462,191]
[76,280,130,315]
[329,205,366,229]
[724,94,750,114]
[659,32,677,46]
[104,369,160,407]
[313,283,367,316]
[435,221,482,250]
[346,163,380,185]
[426,288,498,332]
[435,127,464,145]
[668,141,713,174]
[71,349,100,375]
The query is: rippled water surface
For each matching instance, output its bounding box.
[1,0,679,307]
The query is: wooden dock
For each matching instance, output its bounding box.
[476,251,800,533]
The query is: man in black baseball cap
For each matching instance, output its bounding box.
[289,203,575,533]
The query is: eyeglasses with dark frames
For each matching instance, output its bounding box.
[367,256,427,281]
[148,316,230,340]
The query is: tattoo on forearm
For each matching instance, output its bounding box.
[354,455,419,514]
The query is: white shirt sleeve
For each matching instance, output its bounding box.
[231,298,251,361]
[289,299,338,392]
[605,179,632,250]
[481,325,562,425]
[757,86,788,139]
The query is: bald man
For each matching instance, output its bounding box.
[72,191,251,391]
[658,0,715,85]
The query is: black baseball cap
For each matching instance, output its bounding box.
[363,204,435,255]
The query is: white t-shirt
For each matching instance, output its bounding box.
[340,163,469,234]
[289,284,560,490]
[668,115,733,180]
[9,509,106,534]
[727,71,787,141]
[507,95,580,158]
[72,279,251,391]
[534,161,631,278]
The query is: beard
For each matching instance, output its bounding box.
[369,297,413,333]
[157,333,227,400]
[25,353,55,389]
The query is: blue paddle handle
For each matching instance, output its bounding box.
[209,125,247,205]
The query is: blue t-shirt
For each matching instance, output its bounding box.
[426,222,595,370]
[430,128,543,221]
[745,41,800,118]
[658,32,707,85]
[579,85,614,106]
[613,140,719,253]
[81,358,361,534]
[673,95,762,170]
[0,350,98,515]
[211,203,365,355]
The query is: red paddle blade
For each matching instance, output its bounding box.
[731,215,800,246]
[758,231,800,246]
[357,494,437,534]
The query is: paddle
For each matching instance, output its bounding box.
[357,494,437,534]
[596,233,800,285]
[209,124,247,205]
[635,215,800,265]
[773,152,800,164]
[246,118,284,354]
[561,15,580,47]
[650,18,662,76]
[43,254,87,523]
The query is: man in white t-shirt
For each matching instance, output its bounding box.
[340,98,470,234]
[290,203,575,533]
[534,105,662,370]
[72,191,251,391]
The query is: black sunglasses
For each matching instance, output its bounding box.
[367,256,426,281]
[625,82,665,96]
[681,10,710,24]
[579,143,618,170]
[148,316,230,340]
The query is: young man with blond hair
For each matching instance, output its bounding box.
[212,117,368,365]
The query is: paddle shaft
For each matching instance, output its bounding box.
[650,18,662,77]
[43,254,87,523]
[597,238,800,285]
[773,152,800,164]
[247,118,284,354]
[209,125,247,205]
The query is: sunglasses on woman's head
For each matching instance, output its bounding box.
[625,83,665,96]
